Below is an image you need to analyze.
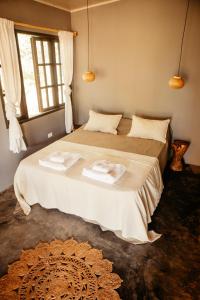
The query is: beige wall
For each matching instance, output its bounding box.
[71,0,200,165]
[0,0,71,30]
[0,0,70,191]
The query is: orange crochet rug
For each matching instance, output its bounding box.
[0,239,122,300]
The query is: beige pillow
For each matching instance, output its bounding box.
[128,115,170,143]
[84,110,122,135]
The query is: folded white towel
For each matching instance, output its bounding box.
[92,160,113,173]
[49,152,65,163]
[82,163,126,184]
[39,152,81,171]
[39,160,67,171]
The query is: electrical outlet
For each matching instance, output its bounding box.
[48,132,53,138]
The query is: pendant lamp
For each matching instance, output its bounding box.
[169,0,190,89]
[82,0,95,82]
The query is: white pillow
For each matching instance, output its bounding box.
[128,115,170,143]
[84,110,122,135]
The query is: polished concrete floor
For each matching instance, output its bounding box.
[0,167,199,299]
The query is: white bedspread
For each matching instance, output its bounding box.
[14,140,163,244]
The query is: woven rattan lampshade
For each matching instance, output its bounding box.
[82,71,95,82]
[169,76,185,89]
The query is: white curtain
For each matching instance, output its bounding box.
[0,18,26,153]
[58,31,74,133]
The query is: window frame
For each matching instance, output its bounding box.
[31,36,65,113]
[0,29,65,128]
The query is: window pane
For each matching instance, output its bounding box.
[46,65,52,85]
[43,41,50,64]
[56,65,61,84]
[41,89,48,108]
[39,66,45,87]
[18,33,39,117]
[54,42,60,63]
[48,87,54,106]
[36,41,43,64]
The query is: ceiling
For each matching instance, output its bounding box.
[33,0,120,12]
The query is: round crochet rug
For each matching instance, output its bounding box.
[0,239,122,300]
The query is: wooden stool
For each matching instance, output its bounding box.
[170,140,190,171]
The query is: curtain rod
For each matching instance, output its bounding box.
[14,21,78,37]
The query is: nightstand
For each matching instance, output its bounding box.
[170,140,190,171]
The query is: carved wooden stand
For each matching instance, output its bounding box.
[170,140,190,171]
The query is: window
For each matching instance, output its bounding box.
[31,37,65,112]
[0,30,65,124]
[18,31,65,117]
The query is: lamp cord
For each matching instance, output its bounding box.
[178,0,190,75]
[87,0,90,70]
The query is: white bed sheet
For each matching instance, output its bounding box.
[14,140,163,244]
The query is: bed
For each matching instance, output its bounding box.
[14,118,169,244]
